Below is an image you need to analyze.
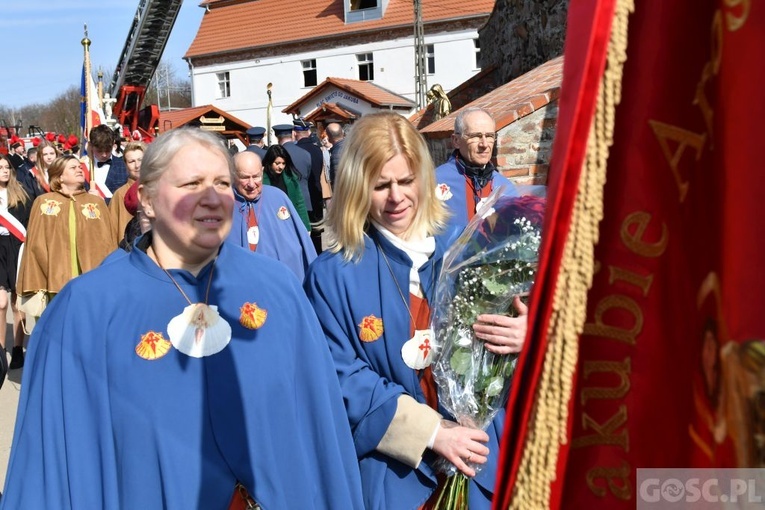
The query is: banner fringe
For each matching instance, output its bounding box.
[508,0,634,508]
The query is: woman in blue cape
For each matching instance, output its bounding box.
[303,113,526,509]
[0,127,363,509]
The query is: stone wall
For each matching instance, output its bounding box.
[480,0,568,82]
[496,99,558,186]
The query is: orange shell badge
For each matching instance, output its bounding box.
[240,302,268,330]
[135,331,172,360]
[81,202,101,220]
[40,199,62,216]
[359,315,384,342]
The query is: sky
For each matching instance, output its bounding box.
[0,1,205,109]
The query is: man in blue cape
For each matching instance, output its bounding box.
[226,151,316,280]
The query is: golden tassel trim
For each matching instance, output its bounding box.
[508,0,635,508]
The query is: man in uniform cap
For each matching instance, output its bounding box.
[273,123,313,220]
[245,126,267,158]
[292,117,325,254]
[9,138,28,172]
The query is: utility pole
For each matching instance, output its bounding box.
[413,0,428,109]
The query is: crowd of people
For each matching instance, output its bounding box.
[0,107,528,509]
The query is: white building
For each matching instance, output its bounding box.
[184,0,495,131]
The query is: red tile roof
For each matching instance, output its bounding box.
[419,56,563,137]
[304,102,360,123]
[283,77,415,115]
[157,104,251,134]
[186,0,495,59]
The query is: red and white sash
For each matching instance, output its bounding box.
[0,209,26,242]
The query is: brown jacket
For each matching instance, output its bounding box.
[18,190,116,295]
[108,178,136,245]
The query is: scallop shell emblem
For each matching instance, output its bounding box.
[240,302,268,330]
[435,183,453,201]
[135,331,172,360]
[358,315,384,342]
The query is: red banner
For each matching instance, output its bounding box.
[496,0,765,508]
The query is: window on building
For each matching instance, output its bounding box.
[426,44,435,75]
[302,59,317,87]
[357,53,374,81]
[216,71,230,98]
[350,0,377,10]
[474,38,481,69]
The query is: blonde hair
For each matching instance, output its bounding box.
[325,112,447,261]
[140,127,234,198]
[123,141,147,156]
[0,154,29,208]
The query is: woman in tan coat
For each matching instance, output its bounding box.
[17,155,116,328]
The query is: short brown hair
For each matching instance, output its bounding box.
[48,155,82,192]
[88,125,115,152]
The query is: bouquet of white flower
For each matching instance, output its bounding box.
[430,190,545,509]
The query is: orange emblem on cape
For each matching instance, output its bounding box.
[240,302,267,329]
[359,315,384,342]
[135,331,172,360]
[40,199,61,216]
[81,203,101,220]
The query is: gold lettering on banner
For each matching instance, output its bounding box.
[723,0,749,31]
[609,266,653,296]
[581,358,632,405]
[586,461,632,500]
[572,405,629,451]
[583,295,643,345]
[621,212,668,258]
[694,11,723,145]
[648,121,706,203]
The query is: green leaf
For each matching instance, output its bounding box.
[450,348,472,375]
[482,275,507,295]
[485,376,505,397]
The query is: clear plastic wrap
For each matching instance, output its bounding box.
[429,189,545,508]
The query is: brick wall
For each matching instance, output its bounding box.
[496,99,558,186]
[480,0,568,82]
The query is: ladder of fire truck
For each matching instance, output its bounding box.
[109,0,184,137]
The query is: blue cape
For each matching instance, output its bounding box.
[304,227,503,509]
[227,187,316,281]
[1,240,363,509]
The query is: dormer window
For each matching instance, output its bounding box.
[345,0,387,23]
[350,0,377,10]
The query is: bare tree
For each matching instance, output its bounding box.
[144,59,192,111]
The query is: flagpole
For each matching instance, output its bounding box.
[82,24,95,186]
[266,83,273,147]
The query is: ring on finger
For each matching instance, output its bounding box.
[466,452,473,462]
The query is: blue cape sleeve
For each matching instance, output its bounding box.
[303,257,403,458]
[1,287,119,509]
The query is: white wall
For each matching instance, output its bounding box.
[190,28,481,128]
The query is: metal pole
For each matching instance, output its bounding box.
[413,0,428,109]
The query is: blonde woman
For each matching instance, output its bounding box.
[109,141,146,244]
[0,154,31,370]
[304,112,525,509]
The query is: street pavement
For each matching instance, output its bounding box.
[0,308,22,494]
